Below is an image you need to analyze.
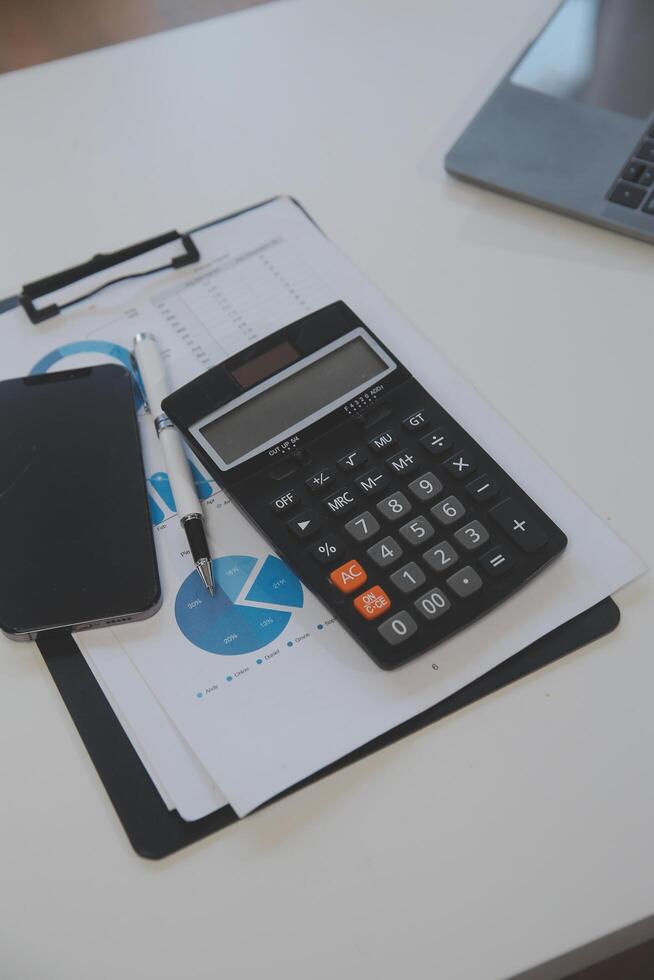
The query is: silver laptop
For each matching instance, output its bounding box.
[445,0,654,244]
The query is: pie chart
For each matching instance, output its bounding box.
[175,554,304,655]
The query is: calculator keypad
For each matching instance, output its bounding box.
[431,495,466,526]
[287,509,322,539]
[390,562,426,593]
[344,511,380,542]
[420,427,452,455]
[414,587,451,621]
[367,536,403,567]
[423,541,458,573]
[443,450,476,480]
[262,393,564,669]
[386,449,420,477]
[408,472,442,502]
[354,586,392,620]
[377,611,418,645]
[446,566,483,598]
[377,491,412,522]
[453,520,489,551]
[356,468,390,495]
[338,449,367,472]
[398,516,435,546]
[306,468,335,492]
[368,430,397,454]
[322,487,357,516]
[309,535,344,564]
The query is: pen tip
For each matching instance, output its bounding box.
[196,558,216,597]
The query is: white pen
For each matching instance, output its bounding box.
[133,332,215,596]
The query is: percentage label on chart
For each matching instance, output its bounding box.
[318,541,337,557]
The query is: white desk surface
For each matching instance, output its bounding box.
[0,1,652,978]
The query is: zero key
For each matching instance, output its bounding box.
[490,499,548,552]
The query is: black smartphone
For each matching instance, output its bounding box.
[0,364,161,640]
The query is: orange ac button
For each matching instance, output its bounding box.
[353,586,391,621]
[329,559,368,594]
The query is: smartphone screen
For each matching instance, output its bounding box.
[0,364,160,638]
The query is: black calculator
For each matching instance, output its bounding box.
[163,302,567,669]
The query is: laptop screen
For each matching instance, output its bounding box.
[511,0,654,120]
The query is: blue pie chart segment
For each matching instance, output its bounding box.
[245,555,303,608]
[175,555,303,656]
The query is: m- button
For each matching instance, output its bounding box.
[269,489,299,514]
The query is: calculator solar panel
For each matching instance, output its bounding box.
[163,303,567,669]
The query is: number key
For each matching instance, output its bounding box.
[453,520,489,551]
[344,510,380,543]
[367,536,403,568]
[399,516,435,546]
[414,587,451,621]
[377,611,418,646]
[423,541,458,573]
[390,562,426,594]
[431,494,465,526]
[408,472,442,503]
[377,491,412,522]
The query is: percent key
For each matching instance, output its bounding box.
[309,535,345,564]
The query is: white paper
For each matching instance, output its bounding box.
[1,198,645,818]
[78,629,227,821]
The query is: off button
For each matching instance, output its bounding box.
[269,489,299,515]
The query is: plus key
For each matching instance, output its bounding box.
[489,499,548,552]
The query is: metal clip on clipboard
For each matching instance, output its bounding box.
[20,230,200,324]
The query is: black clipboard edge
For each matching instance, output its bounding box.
[37,597,619,859]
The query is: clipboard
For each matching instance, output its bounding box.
[2,199,621,858]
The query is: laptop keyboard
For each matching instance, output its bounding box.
[608,128,654,214]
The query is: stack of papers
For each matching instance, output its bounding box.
[0,198,644,818]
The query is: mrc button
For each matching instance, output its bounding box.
[322,486,357,516]
[269,488,299,514]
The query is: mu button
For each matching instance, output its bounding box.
[329,559,368,594]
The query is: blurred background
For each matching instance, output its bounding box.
[0,0,270,73]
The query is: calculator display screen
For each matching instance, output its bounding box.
[199,334,391,467]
